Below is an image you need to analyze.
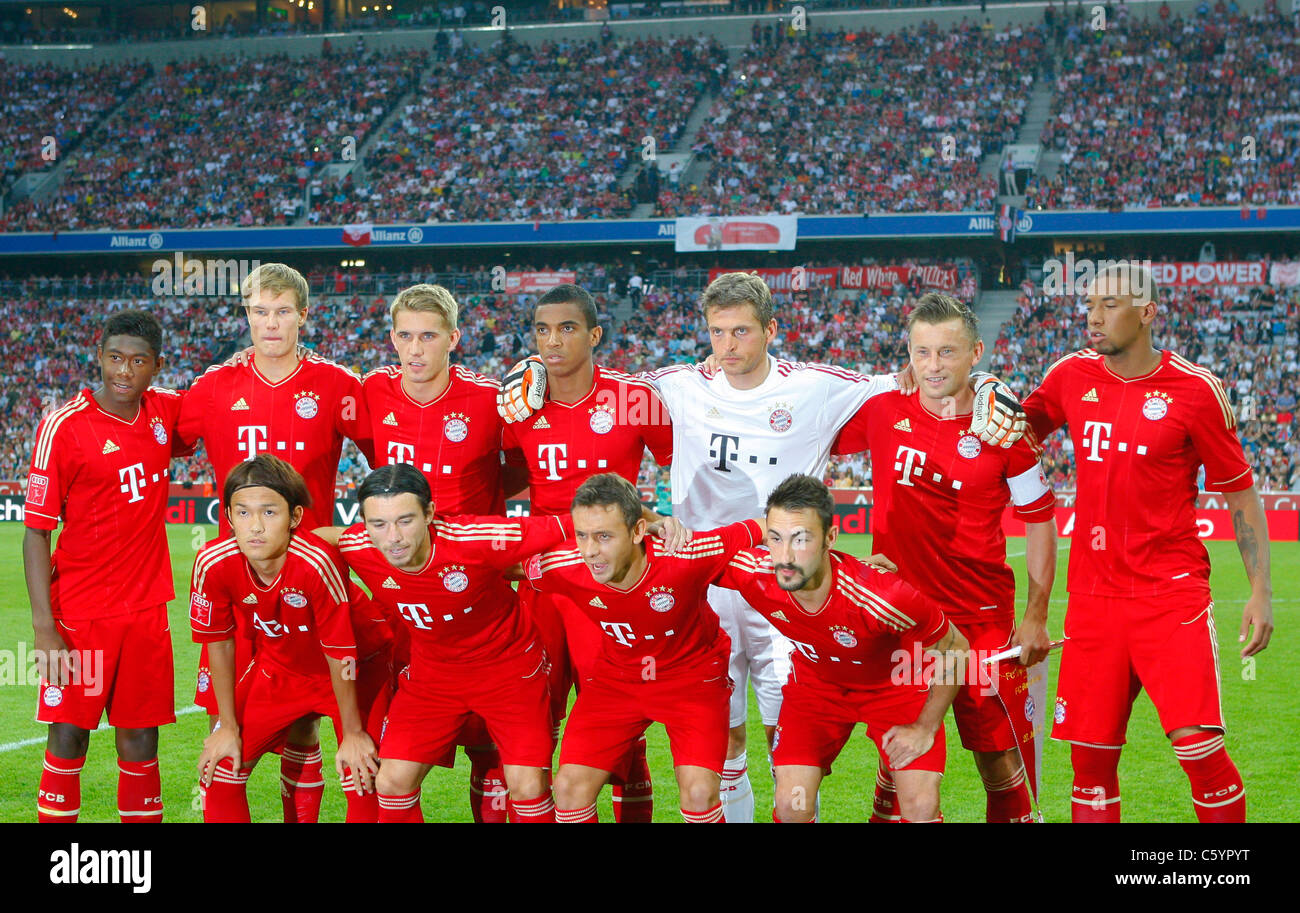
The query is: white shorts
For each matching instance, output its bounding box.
[709,585,793,729]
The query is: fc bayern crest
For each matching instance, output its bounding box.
[43,685,63,707]
[769,408,793,433]
[444,416,469,442]
[443,570,469,593]
[197,672,211,694]
[1142,392,1170,421]
[589,408,615,435]
[1024,696,1035,721]
[283,592,308,608]
[1054,699,1066,724]
[648,588,675,613]
[957,434,982,458]
[295,392,320,419]
[831,628,858,648]
[151,420,168,446]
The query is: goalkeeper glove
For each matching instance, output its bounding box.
[498,355,548,424]
[968,371,1026,448]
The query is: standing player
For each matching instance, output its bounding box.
[525,474,765,823]
[25,310,193,823]
[500,284,674,823]
[833,293,1057,823]
[177,262,376,823]
[318,464,573,823]
[1022,264,1273,822]
[714,475,971,823]
[362,282,514,823]
[191,455,378,822]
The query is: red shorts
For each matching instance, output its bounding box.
[1054,592,1225,746]
[519,587,604,725]
[379,641,552,769]
[236,662,339,763]
[772,672,946,775]
[559,654,732,775]
[950,618,1032,753]
[36,604,174,731]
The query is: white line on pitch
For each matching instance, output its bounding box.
[0,705,206,753]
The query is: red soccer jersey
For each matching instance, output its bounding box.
[716,549,951,691]
[337,515,570,671]
[25,387,193,622]
[1023,348,1253,599]
[501,364,673,517]
[189,531,357,678]
[525,520,763,681]
[176,352,375,532]
[362,363,505,514]
[833,390,1056,624]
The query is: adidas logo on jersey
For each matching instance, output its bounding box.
[382,577,400,590]
[771,610,789,622]
[893,418,911,432]
[242,593,259,605]
[532,416,550,430]
[382,412,397,426]
[1081,388,1099,402]
[589,596,607,609]
[231,398,250,411]
[102,439,119,454]
[707,407,722,418]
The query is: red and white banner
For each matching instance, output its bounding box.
[706,267,837,292]
[1148,261,1267,287]
[504,271,576,293]
[342,223,372,247]
[840,264,960,292]
[1269,261,1300,288]
[675,215,798,252]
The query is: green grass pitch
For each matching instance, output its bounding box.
[0,524,1293,823]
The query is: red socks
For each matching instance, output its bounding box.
[1173,732,1246,823]
[377,790,424,823]
[556,802,599,823]
[467,746,508,824]
[983,765,1036,823]
[611,736,654,824]
[280,743,324,824]
[118,758,163,823]
[203,759,252,823]
[1071,744,1121,823]
[38,751,83,823]
[509,793,557,823]
[339,769,380,823]
[681,803,724,823]
[869,766,901,823]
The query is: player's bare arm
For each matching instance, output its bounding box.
[1224,485,1274,657]
[881,622,971,768]
[311,525,346,547]
[326,656,379,795]
[1012,519,1057,666]
[23,527,72,687]
[197,638,241,786]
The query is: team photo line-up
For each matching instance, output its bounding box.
[25,259,1273,823]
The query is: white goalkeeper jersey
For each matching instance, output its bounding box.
[643,356,897,528]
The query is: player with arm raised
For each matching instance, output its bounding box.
[714,475,970,823]
[25,310,193,823]
[192,455,377,822]
[499,284,674,823]
[526,474,766,823]
[176,262,377,823]
[833,293,1057,823]
[362,283,513,823]
[1022,262,1272,822]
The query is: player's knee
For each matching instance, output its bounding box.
[679,778,719,813]
[47,723,89,760]
[774,791,813,823]
[506,766,548,802]
[114,726,159,762]
[375,766,416,797]
[285,715,321,745]
[897,785,940,822]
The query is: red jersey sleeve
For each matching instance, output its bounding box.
[1186,376,1254,493]
[175,369,211,450]
[1023,355,1071,441]
[24,410,73,531]
[639,387,674,465]
[189,548,236,643]
[337,369,376,465]
[887,576,950,648]
[438,514,570,570]
[831,396,875,456]
[696,520,764,580]
[1005,436,1056,522]
[305,551,358,663]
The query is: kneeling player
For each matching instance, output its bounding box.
[714,475,970,823]
[192,455,378,822]
[526,473,765,823]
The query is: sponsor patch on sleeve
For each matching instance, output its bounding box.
[26,473,48,508]
[190,592,213,627]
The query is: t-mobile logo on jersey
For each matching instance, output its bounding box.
[709,433,778,473]
[1082,421,1112,462]
[236,425,269,461]
[387,442,415,465]
[118,463,148,503]
[893,445,927,487]
[397,603,433,629]
[250,612,286,638]
[788,638,820,662]
[537,443,568,481]
[600,620,635,646]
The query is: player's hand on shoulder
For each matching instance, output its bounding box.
[864,552,898,573]
[968,371,1027,448]
[880,721,936,770]
[198,724,242,787]
[1239,593,1273,658]
[701,353,722,373]
[498,355,548,424]
[336,731,380,795]
[895,363,918,396]
[648,516,693,555]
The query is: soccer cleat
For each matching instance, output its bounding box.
[498,356,548,424]
[969,371,1027,448]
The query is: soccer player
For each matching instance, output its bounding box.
[177,262,376,823]
[525,474,765,823]
[1022,263,1273,823]
[832,293,1057,823]
[714,474,971,823]
[317,463,574,823]
[25,309,193,823]
[500,283,674,823]
[191,455,378,823]
[362,282,516,823]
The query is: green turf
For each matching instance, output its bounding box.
[0,524,1293,822]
